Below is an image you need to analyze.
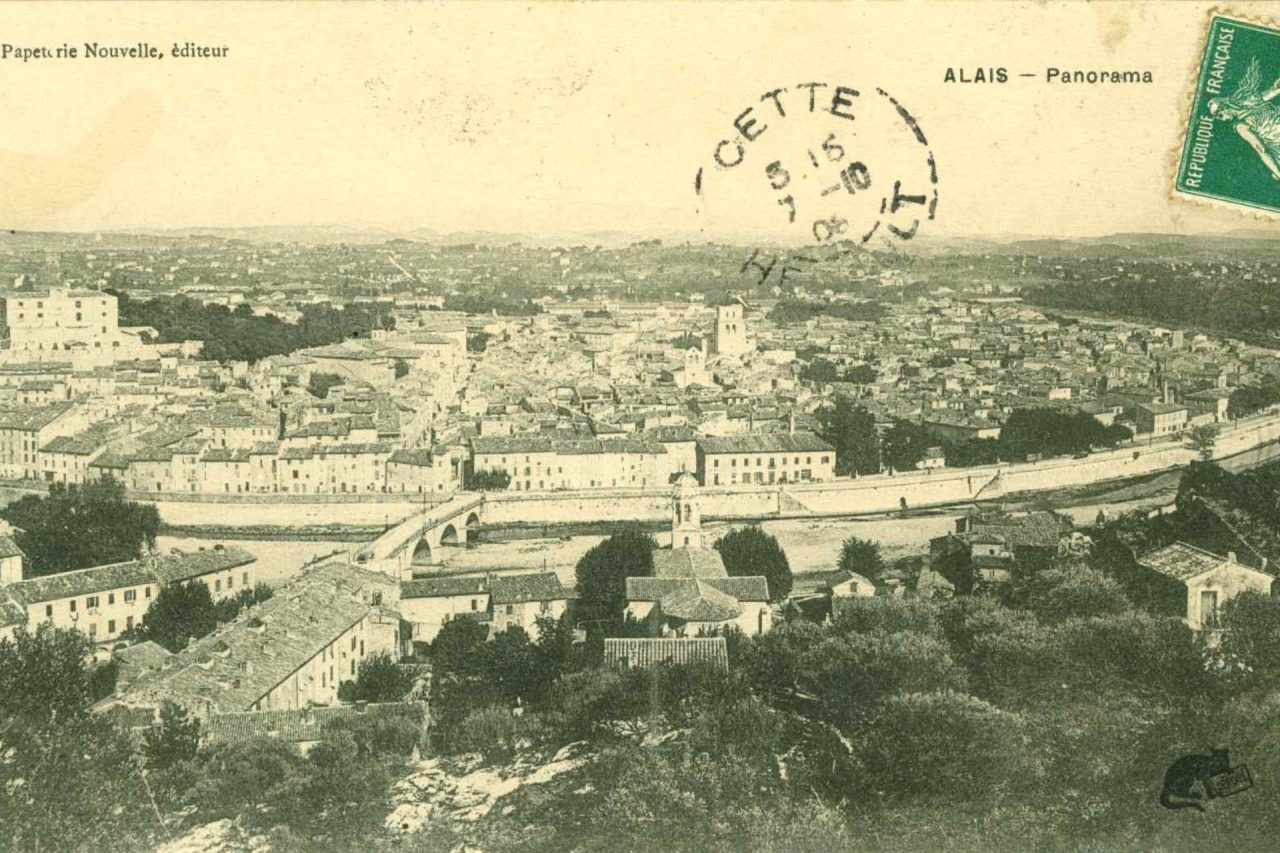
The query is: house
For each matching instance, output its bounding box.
[0,546,257,645]
[1131,542,1274,631]
[399,570,568,646]
[930,509,1074,585]
[827,570,876,600]
[695,431,835,486]
[100,561,401,720]
[1133,402,1188,437]
[624,474,772,636]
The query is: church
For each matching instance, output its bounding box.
[624,471,773,636]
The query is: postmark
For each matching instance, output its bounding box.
[693,82,939,283]
[1173,13,1280,215]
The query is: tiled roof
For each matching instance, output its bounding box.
[659,580,741,621]
[2,548,254,606]
[0,535,24,559]
[401,575,489,599]
[0,402,75,432]
[604,637,729,671]
[113,562,398,713]
[696,431,833,455]
[626,575,769,604]
[651,547,727,579]
[488,572,562,605]
[1138,542,1233,582]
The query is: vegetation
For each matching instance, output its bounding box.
[466,330,492,352]
[464,468,512,491]
[997,408,1132,460]
[441,294,543,316]
[1229,384,1280,419]
[0,477,160,577]
[837,536,884,578]
[113,291,394,363]
[573,528,656,624]
[815,398,880,476]
[799,358,877,385]
[307,371,346,399]
[338,652,415,703]
[128,581,274,652]
[714,525,793,600]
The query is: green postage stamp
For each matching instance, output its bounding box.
[1174,13,1280,215]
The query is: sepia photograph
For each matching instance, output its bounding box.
[1,1,1280,850]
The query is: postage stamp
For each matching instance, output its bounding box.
[1174,13,1280,215]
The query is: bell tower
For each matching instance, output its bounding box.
[672,470,703,550]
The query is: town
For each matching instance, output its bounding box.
[5,229,1280,851]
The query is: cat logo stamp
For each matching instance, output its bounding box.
[1173,14,1280,215]
[1160,747,1253,812]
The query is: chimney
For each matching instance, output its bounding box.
[788,409,796,435]
[1227,551,1237,564]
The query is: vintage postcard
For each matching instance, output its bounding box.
[2,2,1280,852]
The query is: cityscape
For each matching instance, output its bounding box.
[3,228,1280,850]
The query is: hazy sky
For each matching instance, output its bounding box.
[0,1,1274,240]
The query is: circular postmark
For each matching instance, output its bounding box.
[693,82,939,284]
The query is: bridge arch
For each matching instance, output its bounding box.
[411,538,434,565]
[465,511,481,543]
[439,523,460,546]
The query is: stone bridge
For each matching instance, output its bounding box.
[355,493,485,579]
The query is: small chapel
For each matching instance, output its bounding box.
[623,471,773,636]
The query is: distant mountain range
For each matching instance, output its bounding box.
[1,225,1275,254]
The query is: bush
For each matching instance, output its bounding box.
[859,690,1025,800]
[800,631,968,727]
[447,704,534,760]
[831,596,944,639]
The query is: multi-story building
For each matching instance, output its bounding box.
[695,431,835,486]
[712,302,749,358]
[399,571,568,646]
[471,436,673,491]
[0,287,152,366]
[0,547,257,644]
[100,561,401,719]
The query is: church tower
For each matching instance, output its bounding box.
[712,301,748,357]
[671,470,703,549]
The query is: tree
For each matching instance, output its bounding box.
[574,528,656,623]
[393,358,411,378]
[0,622,95,726]
[837,536,885,578]
[1188,423,1219,462]
[715,526,792,601]
[465,468,512,491]
[881,419,930,471]
[467,330,492,352]
[815,397,878,476]
[307,371,345,399]
[1217,591,1280,685]
[860,691,1024,799]
[0,477,160,577]
[1018,563,1132,625]
[339,652,413,703]
[144,701,201,771]
[133,581,220,652]
[799,631,968,728]
[430,617,491,678]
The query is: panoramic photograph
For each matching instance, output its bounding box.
[1,2,1280,851]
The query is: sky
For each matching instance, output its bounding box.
[0,1,1274,241]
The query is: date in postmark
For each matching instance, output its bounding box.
[1174,13,1280,216]
[694,82,939,277]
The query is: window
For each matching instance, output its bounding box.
[45,604,52,618]
[89,623,97,638]
[109,592,116,604]
[108,619,116,634]
[126,615,133,630]
[471,598,478,611]
[215,579,221,592]
[506,604,514,615]
[69,599,76,613]
[124,590,136,603]
[227,575,234,589]
[243,572,249,586]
